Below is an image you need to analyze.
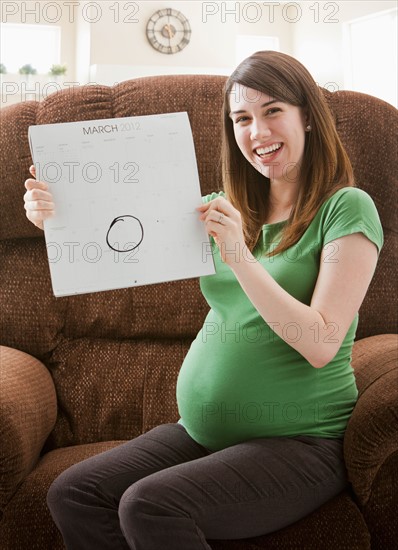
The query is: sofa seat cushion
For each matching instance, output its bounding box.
[0,440,370,550]
[209,490,370,549]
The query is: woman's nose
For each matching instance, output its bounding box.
[250,119,271,141]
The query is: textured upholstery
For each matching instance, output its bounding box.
[0,75,397,549]
[0,347,57,511]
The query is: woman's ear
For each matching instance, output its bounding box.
[302,108,312,132]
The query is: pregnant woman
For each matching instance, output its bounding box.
[23,50,383,549]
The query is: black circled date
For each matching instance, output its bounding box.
[106,215,144,253]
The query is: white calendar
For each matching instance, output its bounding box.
[28,112,215,297]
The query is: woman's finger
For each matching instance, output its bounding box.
[197,197,239,220]
[25,203,55,220]
[24,178,48,191]
[204,214,229,239]
[24,198,55,211]
[196,197,228,213]
[205,209,228,225]
[198,205,228,222]
[24,187,53,202]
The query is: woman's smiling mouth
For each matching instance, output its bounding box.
[255,142,283,160]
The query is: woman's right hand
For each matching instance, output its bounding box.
[23,165,55,230]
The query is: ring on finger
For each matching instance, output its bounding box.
[217,213,224,224]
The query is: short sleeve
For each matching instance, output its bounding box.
[201,190,225,204]
[322,188,384,254]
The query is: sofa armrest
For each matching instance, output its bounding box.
[344,334,398,508]
[0,346,57,513]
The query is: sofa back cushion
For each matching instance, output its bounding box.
[0,76,396,449]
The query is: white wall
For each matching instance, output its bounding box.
[1,0,396,106]
[87,0,397,89]
[88,1,292,83]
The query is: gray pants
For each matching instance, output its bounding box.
[47,423,348,549]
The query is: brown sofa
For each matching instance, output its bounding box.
[0,75,397,549]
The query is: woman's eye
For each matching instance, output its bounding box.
[233,108,281,123]
[266,108,281,115]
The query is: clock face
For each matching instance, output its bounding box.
[146,8,191,54]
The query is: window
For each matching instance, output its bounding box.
[0,23,61,74]
[343,9,397,107]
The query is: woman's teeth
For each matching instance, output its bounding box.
[256,143,282,156]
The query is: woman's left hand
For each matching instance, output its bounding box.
[196,197,249,267]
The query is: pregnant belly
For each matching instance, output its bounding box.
[176,334,299,450]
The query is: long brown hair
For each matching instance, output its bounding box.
[221,50,354,256]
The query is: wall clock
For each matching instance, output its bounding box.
[146,8,191,54]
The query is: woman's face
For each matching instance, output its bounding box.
[228,84,308,185]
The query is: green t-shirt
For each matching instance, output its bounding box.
[176,187,384,451]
